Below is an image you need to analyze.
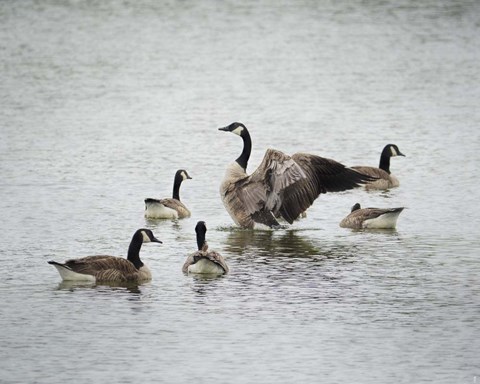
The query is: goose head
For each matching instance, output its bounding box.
[195,221,208,251]
[218,122,252,169]
[218,122,248,137]
[351,203,361,212]
[138,228,163,244]
[176,169,193,182]
[128,229,162,268]
[384,144,405,158]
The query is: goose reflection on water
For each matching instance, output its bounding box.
[220,226,358,261]
[187,228,363,307]
[55,280,143,296]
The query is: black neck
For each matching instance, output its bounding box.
[127,232,144,269]
[172,174,182,200]
[196,230,206,251]
[235,130,252,170]
[379,148,391,174]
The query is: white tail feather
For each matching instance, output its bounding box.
[363,211,402,229]
[50,263,96,282]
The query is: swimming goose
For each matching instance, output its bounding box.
[48,229,162,282]
[182,221,229,274]
[218,122,374,229]
[145,169,192,219]
[351,144,405,190]
[340,203,404,229]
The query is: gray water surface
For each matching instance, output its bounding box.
[1,1,479,383]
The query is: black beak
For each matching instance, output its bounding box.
[218,126,229,131]
[187,175,193,179]
[152,237,163,244]
[398,152,406,157]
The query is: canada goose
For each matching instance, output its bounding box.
[182,221,229,274]
[351,144,405,190]
[145,169,192,219]
[218,122,374,229]
[48,229,162,282]
[339,203,404,229]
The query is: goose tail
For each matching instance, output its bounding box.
[48,260,95,282]
[47,260,72,271]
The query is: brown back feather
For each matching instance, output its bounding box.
[184,250,229,273]
[159,198,191,218]
[351,166,390,180]
[64,256,140,282]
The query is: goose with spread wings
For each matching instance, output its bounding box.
[218,122,375,229]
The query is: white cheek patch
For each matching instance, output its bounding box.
[181,171,187,180]
[141,231,151,243]
[232,126,244,136]
[390,146,398,156]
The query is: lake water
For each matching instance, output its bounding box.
[1,1,479,383]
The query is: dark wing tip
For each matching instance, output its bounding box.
[277,155,379,223]
[348,168,378,187]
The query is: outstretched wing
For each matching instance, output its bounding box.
[351,166,390,179]
[277,153,375,223]
[234,149,307,215]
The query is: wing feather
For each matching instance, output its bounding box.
[351,166,390,179]
[202,250,229,273]
[160,198,191,217]
[278,153,375,223]
[145,198,190,218]
[185,250,229,273]
[64,256,138,281]
[235,149,307,215]
[182,254,195,273]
